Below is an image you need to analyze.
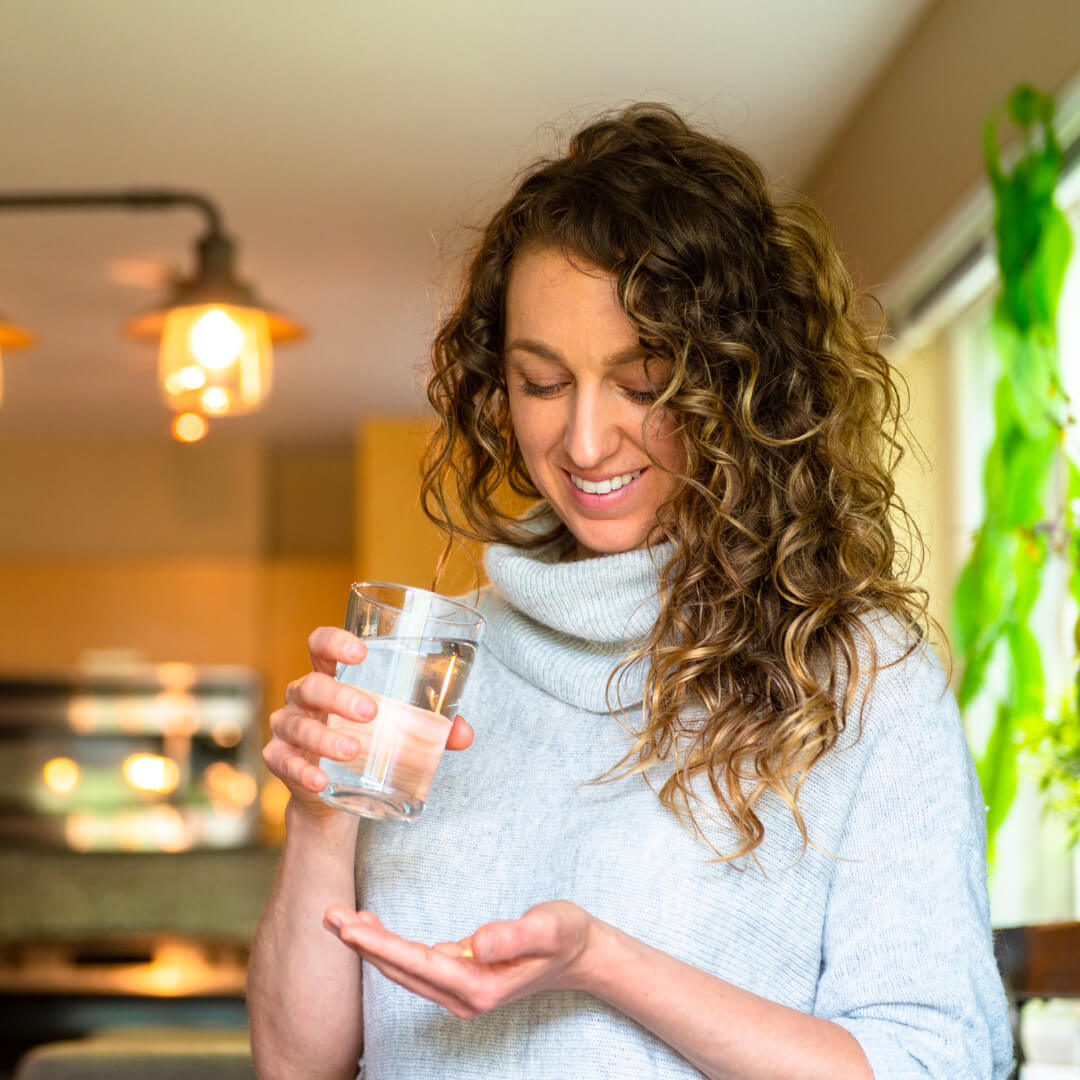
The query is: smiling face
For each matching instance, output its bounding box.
[503,247,685,560]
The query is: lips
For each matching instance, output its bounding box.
[569,468,642,495]
[564,467,646,505]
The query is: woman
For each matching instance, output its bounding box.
[248,105,1013,1080]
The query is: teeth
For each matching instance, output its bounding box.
[571,469,641,495]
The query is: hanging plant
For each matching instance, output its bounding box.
[952,84,1075,864]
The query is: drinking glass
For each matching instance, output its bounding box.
[318,582,484,821]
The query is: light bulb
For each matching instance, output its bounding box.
[202,387,229,415]
[43,757,80,795]
[179,365,206,390]
[157,304,272,415]
[172,412,208,443]
[189,308,243,370]
[122,753,181,795]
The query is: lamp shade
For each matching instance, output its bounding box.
[0,313,34,407]
[158,304,272,416]
[125,231,304,415]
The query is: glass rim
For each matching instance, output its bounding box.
[349,580,485,627]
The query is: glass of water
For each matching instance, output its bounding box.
[318,582,484,822]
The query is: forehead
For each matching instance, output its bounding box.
[504,247,636,349]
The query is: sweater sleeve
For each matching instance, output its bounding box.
[812,644,1015,1080]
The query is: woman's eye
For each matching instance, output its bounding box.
[516,379,658,405]
[518,380,562,398]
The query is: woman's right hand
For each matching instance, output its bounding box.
[263,626,475,822]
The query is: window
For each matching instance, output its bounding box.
[894,159,1080,926]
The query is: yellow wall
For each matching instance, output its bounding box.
[0,439,264,558]
[0,559,263,668]
[0,437,355,837]
[0,426,517,703]
[355,417,457,591]
[355,417,532,597]
[891,336,957,648]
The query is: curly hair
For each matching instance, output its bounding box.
[421,103,939,862]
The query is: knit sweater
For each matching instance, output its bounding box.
[353,535,1014,1079]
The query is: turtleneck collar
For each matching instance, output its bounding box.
[477,515,672,713]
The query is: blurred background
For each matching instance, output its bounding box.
[0,0,1078,1076]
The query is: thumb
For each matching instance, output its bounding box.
[446,715,474,751]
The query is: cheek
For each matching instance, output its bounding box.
[643,411,687,475]
[508,398,554,472]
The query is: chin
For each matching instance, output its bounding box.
[564,521,653,558]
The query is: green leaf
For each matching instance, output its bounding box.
[953,543,986,655]
[962,84,1077,862]
[1012,530,1047,620]
[958,632,1001,708]
[1029,206,1074,329]
[1000,430,1058,527]
[1065,458,1080,529]
[978,704,1021,866]
[953,525,1017,655]
[1008,620,1045,726]
[1007,85,1042,127]
[992,311,1057,438]
[990,85,1068,335]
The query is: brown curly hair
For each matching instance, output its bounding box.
[421,103,939,862]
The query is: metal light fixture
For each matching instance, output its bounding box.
[0,189,305,428]
[0,314,34,407]
[127,228,305,417]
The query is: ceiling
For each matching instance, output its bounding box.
[0,0,933,443]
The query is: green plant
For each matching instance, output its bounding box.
[952,84,1076,864]
[1030,691,1080,847]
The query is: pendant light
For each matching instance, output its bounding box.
[0,188,306,424]
[126,229,305,417]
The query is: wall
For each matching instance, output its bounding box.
[804,0,1080,296]
[355,418,534,596]
[804,0,1080,647]
[889,335,956,645]
[0,436,356,940]
[0,436,354,738]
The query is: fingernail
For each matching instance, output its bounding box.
[337,737,359,758]
[352,696,374,720]
[325,910,345,930]
[345,641,364,661]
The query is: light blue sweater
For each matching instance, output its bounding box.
[353,535,1014,1079]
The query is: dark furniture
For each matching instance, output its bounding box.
[995,920,1080,1076]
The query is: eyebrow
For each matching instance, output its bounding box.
[505,339,650,368]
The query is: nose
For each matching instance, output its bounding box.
[563,386,620,470]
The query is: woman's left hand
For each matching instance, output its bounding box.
[322,900,597,1019]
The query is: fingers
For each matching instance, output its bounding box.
[470,921,513,963]
[360,953,478,1019]
[284,671,377,721]
[333,910,472,961]
[307,626,367,675]
[271,706,361,760]
[332,914,471,989]
[446,715,475,752]
[431,939,474,958]
[470,912,556,963]
[263,704,364,797]
[326,914,487,1018]
[263,739,329,794]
